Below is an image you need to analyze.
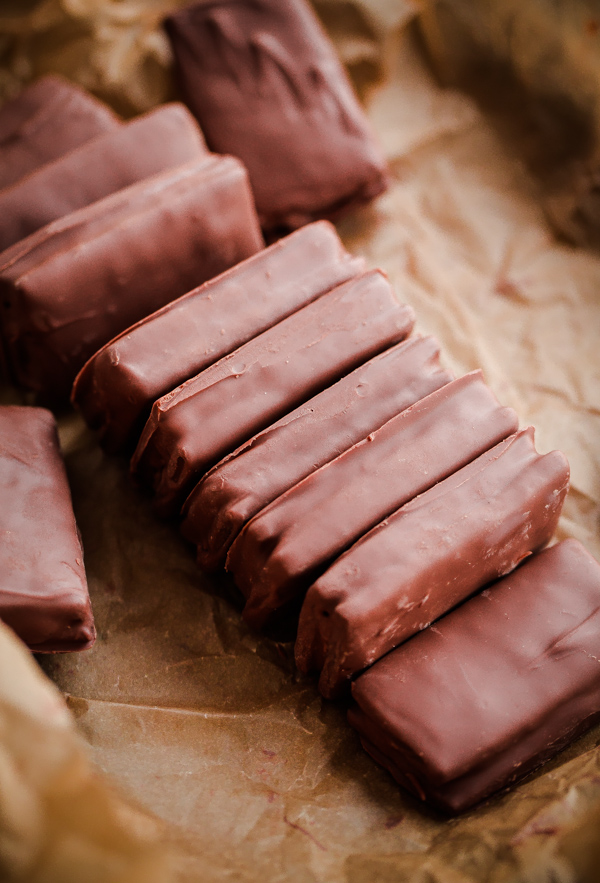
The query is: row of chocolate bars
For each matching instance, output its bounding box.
[1,0,599,819]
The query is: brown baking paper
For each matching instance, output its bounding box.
[1,1,600,881]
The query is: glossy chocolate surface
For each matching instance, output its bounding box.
[0,406,95,652]
[181,336,452,571]
[73,221,362,453]
[0,156,263,398]
[296,428,570,697]
[349,540,600,814]
[231,372,519,629]
[165,0,388,229]
[132,270,414,515]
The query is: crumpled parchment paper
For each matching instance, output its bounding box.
[1,1,600,881]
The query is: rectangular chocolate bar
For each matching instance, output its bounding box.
[348,540,600,814]
[132,270,414,515]
[0,156,263,399]
[181,336,453,571]
[296,427,570,697]
[0,103,208,251]
[0,406,95,652]
[228,372,519,629]
[72,221,363,453]
[165,0,388,230]
[0,75,120,190]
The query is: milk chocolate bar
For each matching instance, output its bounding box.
[229,372,519,629]
[132,271,414,515]
[0,103,208,252]
[0,156,263,398]
[0,406,95,652]
[181,336,453,571]
[349,540,600,814]
[296,428,570,697]
[165,0,388,230]
[73,221,362,453]
[0,75,120,190]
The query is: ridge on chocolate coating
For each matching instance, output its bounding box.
[132,270,415,516]
[0,103,208,252]
[296,427,570,697]
[165,0,388,230]
[0,156,263,399]
[349,540,600,814]
[230,371,519,629]
[72,221,363,453]
[0,75,120,190]
[181,335,453,571]
[0,406,95,653]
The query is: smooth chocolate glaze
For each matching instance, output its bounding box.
[296,427,570,697]
[181,336,453,572]
[230,372,519,629]
[0,156,263,399]
[0,406,95,652]
[73,221,362,453]
[132,270,414,516]
[0,103,208,252]
[165,0,388,230]
[0,75,120,190]
[349,540,600,814]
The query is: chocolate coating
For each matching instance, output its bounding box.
[349,540,600,814]
[181,336,453,572]
[296,427,570,697]
[165,0,388,230]
[0,156,263,399]
[73,221,362,453]
[0,103,207,252]
[132,271,414,515]
[229,372,519,629]
[0,406,95,652]
[0,75,120,190]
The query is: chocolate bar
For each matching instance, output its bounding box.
[0,75,120,190]
[229,372,519,629]
[0,103,208,252]
[0,406,95,652]
[132,271,414,515]
[165,0,388,230]
[181,336,453,572]
[348,539,600,814]
[73,221,362,453]
[296,427,570,697]
[0,156,263,398]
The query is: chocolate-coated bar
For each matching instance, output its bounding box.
[0,156,263,398]
[0,75,120,190]
[181,336,453,571]
[165,0,388,230]
[349,540,600,814]
[296,427,570,697]
[0,406,95,652]
[73,221,362,453]
[132,271,414,515]
[0,103,207,252]
[230,372,519,629]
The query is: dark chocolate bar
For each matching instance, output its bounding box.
[73,221,362,453]
[132,270,414,515]
[229,372,519,629]
[0,75,120,190]
[0,406,95,652]
[0,156,263,398]
[181,336,453,571]
[165,0,388,230]
[0,103,208,251]
[348,540,600,814]
[296,427,570,697]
